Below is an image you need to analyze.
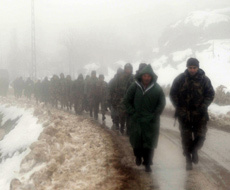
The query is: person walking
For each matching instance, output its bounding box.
[170,58,215,170]
[124,64,165,172]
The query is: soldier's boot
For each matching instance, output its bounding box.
[186,154,193,171]
[145,165,152,173]
[136,157,142,166]
[192,150,199,164]
[191,136,205,164]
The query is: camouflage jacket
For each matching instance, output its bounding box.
[50,77,60,99]
[71,79,85,99]
[87,77,98,98]
[170,69,215,121]
[94,81,108,101]
[110,73,134,108]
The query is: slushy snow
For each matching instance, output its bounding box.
[0,105,43,190]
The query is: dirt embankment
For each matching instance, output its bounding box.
[0,97,153,190]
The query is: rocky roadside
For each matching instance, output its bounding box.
[0,97,153,190]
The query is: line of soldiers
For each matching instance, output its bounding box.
[13,73,107,120]
[12,58,215,172]
[12,63,140,135]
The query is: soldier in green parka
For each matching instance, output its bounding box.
[124,64,165,172]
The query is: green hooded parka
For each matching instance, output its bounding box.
[123,65,166,149]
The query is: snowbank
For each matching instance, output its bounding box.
[165,97,230,118]
[209,104,230,115]
[0,97,131,190]
[184,10,230,28]
[0,104,43,190]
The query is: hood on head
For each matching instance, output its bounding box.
[77,74,84,80]
[137,64,158,83]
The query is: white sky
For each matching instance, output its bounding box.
[0,0,229,74]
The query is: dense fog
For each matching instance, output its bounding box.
[0,0,229,79]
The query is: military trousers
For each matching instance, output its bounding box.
[178,117,207,156]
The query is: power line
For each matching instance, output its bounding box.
[31,0,37,79]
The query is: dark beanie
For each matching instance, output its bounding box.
[99,74,104,79]
[91,70,96,75]
[187,58,199,67]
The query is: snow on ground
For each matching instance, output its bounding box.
[0,103,43,190]
[209,104,230,115]
[171,49,193,62]
[153,39,230,90]
[165,97,230,119]
[105,38,230,118]
[106,38,230,91]
[184,10,230,28]
[0,97,133,190]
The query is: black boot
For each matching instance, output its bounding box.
[143,149,154,166]
[102,115,106,121]
[192,150,199,164]
[136,157,142,166]
[191,136,204,164]
[145,165,152,173]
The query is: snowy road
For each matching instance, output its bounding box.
[99,114,230,190]
[1,96,229,190]
[155,116,230,190]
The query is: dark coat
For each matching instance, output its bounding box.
[124,65,165,149]
[170,69,215,122]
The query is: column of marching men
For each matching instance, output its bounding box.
[12,63,135,135]
[12,59,215,172]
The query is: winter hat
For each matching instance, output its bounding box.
[99,74,104,79]
[187,58,199,67]
[124,63,132,69]
[117,68,123,74]
[91,70,96,75]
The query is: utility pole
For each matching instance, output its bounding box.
[31,0,37,79]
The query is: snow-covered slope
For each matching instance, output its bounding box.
[106,9,230,89]
[103,9,230,116]
[159,9,230,53]
[152,9,230,89]
[153,39,230,90]
[0,98,134,190]
[0,105,43,190]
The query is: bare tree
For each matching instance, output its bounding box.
[60,29,78,78]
